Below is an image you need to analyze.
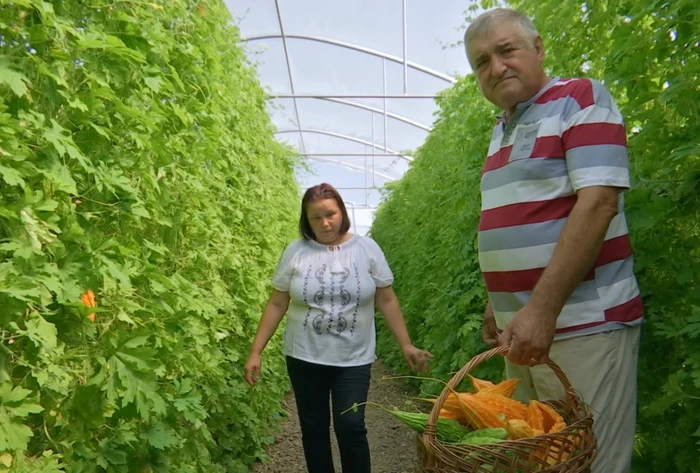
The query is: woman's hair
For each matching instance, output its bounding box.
[299,183,351,241]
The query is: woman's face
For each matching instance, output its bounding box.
[307,198,344,244]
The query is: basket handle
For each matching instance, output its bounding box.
[422,344,579,441]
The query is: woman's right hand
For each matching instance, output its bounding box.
[244,352,262,387]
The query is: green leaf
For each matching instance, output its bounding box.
[97,255,132,288]
[32,362,71,394]
[24,315,58,349]
[43,162,78,195]
[10,402,44,417]
[20,207,56,249]
[98,439,127,466]
[68,98,89,112]
[142,422,180,450]
[35,200,59,212]
[0,281,43,301]
[35,275,62,296]
[78,33,146,63]
[117,310,137,325]
[43,120,89,170]
[89,123,111,139]
[131,204,150,218]
[144,76,162,93]
[0,60,30,97]
[0,239,35,260]
[123,336,149,349]
[0,207,18,221]
[0,411,33,451]
[37,63,68,88]
[0,383,31,404]
[143,239,169,255]
[0,165,24,187]
[678,306,700,338]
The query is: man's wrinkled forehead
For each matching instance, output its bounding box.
[467,21,529,61]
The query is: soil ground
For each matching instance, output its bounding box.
[250,361,421,473]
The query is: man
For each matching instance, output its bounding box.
[464,7,643,473]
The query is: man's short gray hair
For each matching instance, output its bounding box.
[464,8,540,49]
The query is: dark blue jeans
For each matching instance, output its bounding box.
[286,356,372,473]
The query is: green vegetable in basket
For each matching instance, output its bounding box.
[460,427,507,445]
[342,401,473,443]
[386,409,471,443]
[461,436,506,446]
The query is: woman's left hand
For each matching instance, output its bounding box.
[401,344,434,372]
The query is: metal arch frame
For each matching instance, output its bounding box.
[241,0,458,205]
[305,156,396,182]
[272,95,432,135]
[276,129,410,183]
[344,201,379,235]
[302,153,411,156]
[275,129,413,161]
[311,97,431,132]
[270,93,440,99]
[241,33,456,85]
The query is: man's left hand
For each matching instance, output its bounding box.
[498,304,557,366]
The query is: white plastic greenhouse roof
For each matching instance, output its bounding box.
[225,0,474,235]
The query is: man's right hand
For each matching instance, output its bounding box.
[482,302,498,347]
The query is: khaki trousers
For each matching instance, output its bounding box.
[505,325,641,473]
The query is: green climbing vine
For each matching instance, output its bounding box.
[372,1,700,472]
[0,1,299,472]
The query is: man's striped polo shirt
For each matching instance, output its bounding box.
[478,76,644,339]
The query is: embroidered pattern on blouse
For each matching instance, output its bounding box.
[313,287,325,306]
[310,264,328,334]
[315,265,327,284]
[312,312,325,335]
[334,264,351,335]
[339,288,352,306]
[327,272,336,333]
[349,262,361,335]
[302,265,313,329]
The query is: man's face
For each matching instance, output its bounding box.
[466,21,547,113]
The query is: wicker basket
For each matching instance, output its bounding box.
[417,345,597,473]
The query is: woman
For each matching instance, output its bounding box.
[244,183,432,473]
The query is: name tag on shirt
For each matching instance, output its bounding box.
[509,122,541,162]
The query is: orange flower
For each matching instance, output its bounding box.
[80,289,96,321]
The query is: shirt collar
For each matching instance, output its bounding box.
[495,76,560,123]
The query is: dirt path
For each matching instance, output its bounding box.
[251,361,420,473]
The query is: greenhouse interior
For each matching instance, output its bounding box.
[230,0,471,234]
[1,0,698,472]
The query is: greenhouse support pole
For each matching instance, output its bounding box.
[402,0,408,94]
[383,58,388,159]
[372,113,376,188]
[352,204,357,234]
[273,0,306,154]
[364,152,368,205]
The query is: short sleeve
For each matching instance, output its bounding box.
[271,240,302,292]
[562,79,631,192]
[363,237,394,288]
